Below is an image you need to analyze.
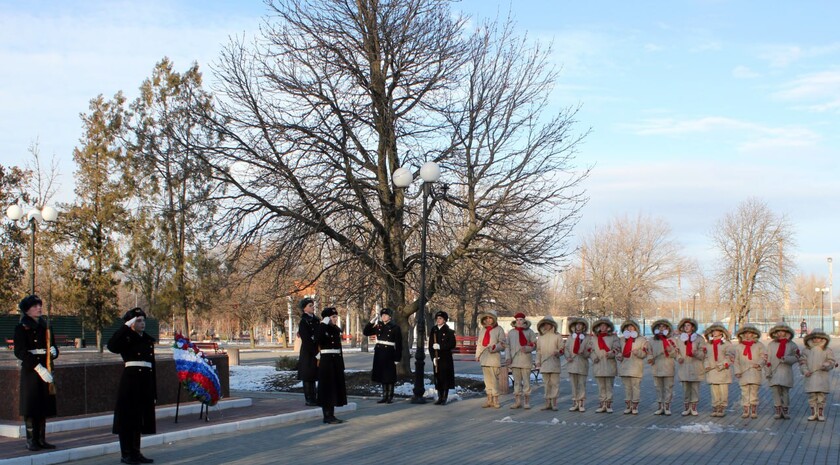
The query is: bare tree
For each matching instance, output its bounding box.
[711,198,796,330]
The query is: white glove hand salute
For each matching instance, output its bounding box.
[322,317,331,325]
[125,316,138,328]
[35,363,54,384]
[432,343,440,350]
[50,346,57,357]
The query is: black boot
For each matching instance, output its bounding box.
[323,407,342,424]
[38,418,56,449]
[24,417,40,451]
[134,432,153,463]
[377,384,389,404]
[440,390,448,405]
[304,381,318,406]
[119,432,139,464]
[385,384,394,404]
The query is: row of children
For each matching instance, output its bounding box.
[475,310,836,421]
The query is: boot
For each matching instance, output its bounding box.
[323,407,342,424]
[807,405,818,421]
[304,381,318,406]
[817,405,826,422]
[568,399,578,412]
[623,401,632,414]
[782,406,790,419]
[595,401,606,413]
[690,403,699,416]
[377,384,389,404]
[510,394,522,409]
[718,405,726,417]
[663,403,671,416]
[386,384,395,404]
[550,398,558,411]
[523,395,531,410]
[578,399,586,412]
[710,406,719,417]
[750,404,757,419]
[773,406,782,419]
[37,418,56,449]
[653,402,664,415]
[741,406,750,419]
[482,394,493,408]
[24,417,40,451]
[631,402,639,415]
[606,401,614,413]
[541,398,552,410]
[133,432,153,463]
[440,390,448,405]
[492,395,501,409]
[681,403,691,416]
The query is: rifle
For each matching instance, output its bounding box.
[45,305,56,396]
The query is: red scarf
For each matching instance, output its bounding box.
[711,338,723,361]
[573,334,582,354]
[685,336,694,357]
[742,340,755,360]
[776,338,788,359]
[515,327,527,346]
[622,338,634,358]
[657,334,671,356]
[597,334,610,352]
[482,326,493,347]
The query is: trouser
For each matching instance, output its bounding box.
[771,385,790,407]
[118,430,142,459]
[621,376,641,403]
[682,381,700,403]
[596,377,614,401]
[482,366,501,396]
[511,367,531,395]
[740,384,760,406]
[569,373,586,400]
[808,392,826,406]
[654,376,674,404]
[543,373,559,400]
[710,383,729,408]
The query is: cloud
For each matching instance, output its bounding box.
[774,70,840,113]
[758,43,840,68]
[732,65,760,79]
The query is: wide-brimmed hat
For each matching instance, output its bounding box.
[677,317,699,332]
[703,321,730,340]
[651,319,673,334]
[536,316,558,335]
[736,324,761,340]
[620,319,641,333]
[567,317,589,334]
[478,309,498,326]
[804,328,831,348]
[591,317,615,334]
[768,322,794,339]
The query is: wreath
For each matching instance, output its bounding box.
[173,332,222,406]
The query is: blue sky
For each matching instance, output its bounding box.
[1,0,837,290]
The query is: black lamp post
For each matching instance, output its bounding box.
[816,287,828,331]
[5,204,58,294]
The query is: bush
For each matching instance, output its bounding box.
[275,356,299,371]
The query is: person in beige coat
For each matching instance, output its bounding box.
[565,318,590,412]
[765,322,799,420]
[703,322,733,417]
[617,319,647,415]
[675,317,706,416]
[648,319,677,415]
[799,328,836,421]
[506,312,537,409]
[476,310,507,409]
[586,318,619,413]
[733,325,765,419]
[535,316,563,411]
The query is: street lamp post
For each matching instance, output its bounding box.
[692,293,700,319]
[816,287,829,332]
[393,161,446,405]
[5,204,59,294]
[828,258,834,333]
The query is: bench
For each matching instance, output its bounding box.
[53,335,74,347]
[194,342,226,354]
[5,339,13,350]
[454,336,477,354]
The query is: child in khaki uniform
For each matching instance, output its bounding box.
[765,322,799,420]
[535,316,563,411]
[475,310,507,409]
[586,318,619,413]
[506,312,536,409]
[799,329,836,421]
[703,322,733,417]
[675,317,706,416]
[616,319,647,415]
[648,319,676,415]
[733,325,765,419]
[564,318,590,412]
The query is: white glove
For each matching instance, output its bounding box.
[125,316,138,327]
[35,364,53,383]
[322,317,331,324]
[432,343,440,350]
[50,346,57,357]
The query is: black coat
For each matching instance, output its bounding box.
[316,323,347,408]
[297,313,319,381]
[14,315,58,418]
[363,320,403,384]
[429,324,456,390]
[107,325,157,435]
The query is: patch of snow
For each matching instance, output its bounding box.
[497,416,516,423]
[646,422,761,435]
[229,365,276,391]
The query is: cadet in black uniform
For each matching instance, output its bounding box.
[14,295,58,451]
[363,308,403,403]
[429,311,457,405]
[316,307,348,424]
[297,298,319,406]
[107,308,156,464]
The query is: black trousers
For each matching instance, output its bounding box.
[118,430,141,458]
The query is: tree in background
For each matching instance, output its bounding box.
[0,164,30,309]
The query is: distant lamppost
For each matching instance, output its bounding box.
[5,204,59,294]
[692,293,700,319]
[393,161,447,404]
[816,287,829,332]
[828,258,834,333]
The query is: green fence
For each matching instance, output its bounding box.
[1,315,159,346]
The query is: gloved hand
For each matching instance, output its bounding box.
[432,343,440,350]
[125,316,138,328]
[50,346,57,357]
[322,317,331,325]
[35,364,53,384]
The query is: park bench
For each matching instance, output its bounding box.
[53,334,74,346]
[194,342,226,354]
[454,336,477,355]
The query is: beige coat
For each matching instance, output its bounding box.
[675,333,707,382]
[765,339,799,387]
[506,321,537,369]
[536,331,563,374]
[704,338,733,384]
[648,335,677,377]
[617,336,648,378]
[564,333,590,375]
[800,346,836,393]
[733,341,765,385]
[475,325,507,367]
[586,333,619,377]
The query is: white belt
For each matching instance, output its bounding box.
[376,340,396,347]
[28,349,47,355]
[320,349,341,354]
[125,361,152,368]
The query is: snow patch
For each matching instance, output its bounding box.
[229,365,276,391]
[647,422,763,435]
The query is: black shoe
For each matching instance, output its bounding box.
[323,417,343,424]
[376,397,388,404]
[121,457,140,465]
[305,401,319,406]
[38,440,57,450]
[26,441,41,451]
[137,454,154,463]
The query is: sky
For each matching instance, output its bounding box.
[0,0,837,298]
